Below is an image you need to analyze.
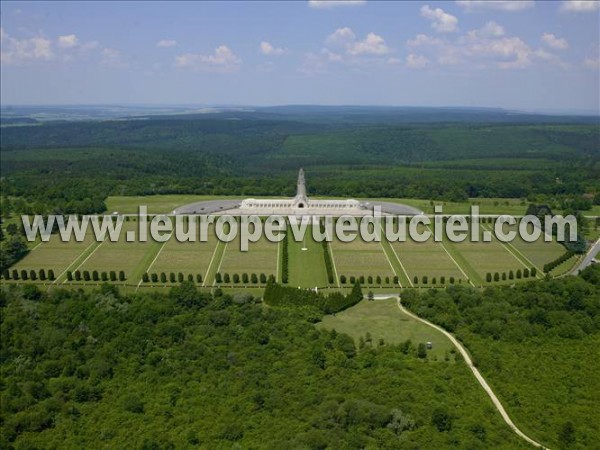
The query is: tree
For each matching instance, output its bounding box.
[368,291,374,301]
[260,273,267,283]
[12,269,19,280]
[194,274,200,283]
[142,273,149,283]
[440,276,445,285]
[83,270,90,281]
[2,269,9,280]
[414,276,418,285]
[340,275,347,284]
[21,269,28,280]
[38,268,46,281]
[233,274,240,284]
[169,272,176,283]
[432,277,437,285]
[101,271,108,281]
[242,273,249,284]
[558,422,576,448]
[531,267,537,277]
[160,272,167,283]
[422,275,428,285]
[509,270,514,280]
[251,273,258,284]
[449,276,455,284]
[75,270,81,281]
[178,272,184,283]
[417,343,427,359]
[118,270,126,281]
[215,272,222,283]
[224,273,230,283]
[376,275,381,285]
[367,275,373,284]
[431,408,452,432]
[524,268,530,278]
[110,270,117,281]
[502,272,507,281]
[486,273,492,282]
[393,275,399,285]
[151,273,158,282]
[516,269,522,279]
[30,270,37,281]
[493,272,499,282]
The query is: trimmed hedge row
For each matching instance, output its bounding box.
[263,279,363,314]
[544,251,575,273]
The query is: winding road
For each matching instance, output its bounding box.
[371,294,548,449]
[567,238,600,276]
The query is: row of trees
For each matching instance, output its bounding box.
[215,272,272,285]
[543,251,575,273]
[263,279,364,314]
[281,231,289,284]
[66,270,126,282]
[3,268,55,281]
[143,272,202,284]
[339,275,399,286]
[413,276,464,285]
[485,267,537,282]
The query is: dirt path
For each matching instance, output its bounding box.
[394,296,548,449]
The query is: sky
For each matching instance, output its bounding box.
[1,0,599,112]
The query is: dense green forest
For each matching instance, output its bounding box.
[402,265,600,449]
[1,108,598,215]
[1,282,531,449]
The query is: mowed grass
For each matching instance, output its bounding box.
[11,232,97,280]
[495,222,570,271]
[150,226,219,281]
[331,237,395,280]
[288,227,329,288]
[219,233,278,280]
[389,224,466,284]
[316,298,453,360]
[78,222,160,283]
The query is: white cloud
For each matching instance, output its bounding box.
[456,0,535,11]
[157,39,177,48]
[468,21,505,39]
[260,41,288,56]
[561,0,600,11]
[347,32,389,55]
[406,54,430,69]
[466,36,532,68]
[101,47,127,67]
[0,28,54,65]
[175,45,241,72]
[407,34,444,47]
[308,0,366,9]
[421,5,459,33]
[583,57,599,68]
[299,52,329,74]
[541,33,568,50]
[326,27,356,46]
[57,34,78,48]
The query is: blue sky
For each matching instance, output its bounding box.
[1,0,599,112]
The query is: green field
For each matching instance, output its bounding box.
[218,233,278,282]
[331,237,396,282]
[317,298,453,359]
[287,226,329,288]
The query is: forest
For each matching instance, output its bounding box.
[0,109,598,216]
[402,265,600,449]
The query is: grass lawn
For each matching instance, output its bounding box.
[150,230,218,282]
[389,224,466,286]
[218,233,278,282]
[316,298,453,360]
[287,226,329,288]
[331,237,395,281]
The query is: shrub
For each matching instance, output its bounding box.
[39,269,46,281]
[110,270,117,281]
[169,273,176,283]
[83,271,90,281]
[242,273,249,284]
[178,272,184,283]
[340,275,347,284]
[30,270,37,281]
[233,274,240,284]
[160,272,167,283]
[215,273,222,283]
[75,270,82,281]
[92,270,99,281]
[118,270,126,281]
[151,273,158,282]
[142,273,149,283]
[101,272,108,281]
